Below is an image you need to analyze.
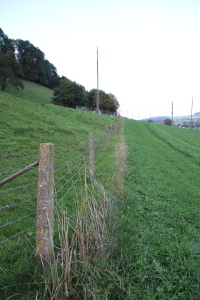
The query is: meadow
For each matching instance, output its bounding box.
[0,81,200,299]
[0,81,121,299]
[117,119,200,299]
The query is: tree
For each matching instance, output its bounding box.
[14,39,60,89]
[0,29,24,91]
[108,93,119,113]
[164,118,172,126]
[52,78,87,108]
[0,50,24,91]
[88,89,119,113]
[0,28,14,53]
[15,39,44,82]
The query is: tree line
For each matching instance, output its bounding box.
[0,28,119,113]
[52,79,119,113]
[0,28,59,91]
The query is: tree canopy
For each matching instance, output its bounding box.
[14,39,59,89]
[0,50,24,91]
[0,28,14,53]
[0,29,24,91]
[88,89,119,113]
[164,118,172,126]
[52,78,87,108]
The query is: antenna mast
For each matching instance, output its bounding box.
[96,47,100,113]
[190,97,193,129]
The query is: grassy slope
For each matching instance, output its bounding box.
[1,80,117,154]
[1,82,200,299]
[0,82,120,299]
[117,119,200,299]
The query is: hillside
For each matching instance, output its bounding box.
[0,80,117,154]
[0,81,122,299]
[1,83,200,299]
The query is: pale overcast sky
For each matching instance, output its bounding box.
[1,0,200,119]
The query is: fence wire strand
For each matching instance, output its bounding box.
[55,137,88,149]
[0,182,37,194]
[54,147,88,174]
[0,150,38,158]
[0,197,36,210]
[0,226,35,245]
[0,211,36,229]
[55,142,88,160]
[55,164,85,207]
[55,157,86,197]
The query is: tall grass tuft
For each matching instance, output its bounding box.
[41,173,115,299]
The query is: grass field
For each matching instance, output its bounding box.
[116,119,200,299]
[0,81,121,299]
[0,81,200,299]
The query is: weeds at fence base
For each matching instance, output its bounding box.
[39,172,128,299]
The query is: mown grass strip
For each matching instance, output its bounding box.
[116,119,200,299]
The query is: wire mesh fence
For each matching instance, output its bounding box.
[0,121,120,251]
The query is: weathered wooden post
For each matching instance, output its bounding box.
[114,123,117,135]
[36,143,54,259]
[89,132,94,175]
[104,126,108,151]
[110,124,113,141]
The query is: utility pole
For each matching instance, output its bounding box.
[96,47,100,114]
[171,102,173,126]
[190,97,193,129]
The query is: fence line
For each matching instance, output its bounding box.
[0,119,122,252]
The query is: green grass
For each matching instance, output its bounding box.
[1,82,200,299]
[0,81,122,299]
[115,119,200,299]
[4,80,53,104]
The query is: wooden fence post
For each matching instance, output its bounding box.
[89,132,94,175]
[104,126,108,151]
[114,123,116,135]
[110,124,113,141]
[36,143,54,259]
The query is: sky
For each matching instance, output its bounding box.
[1,0,200,119]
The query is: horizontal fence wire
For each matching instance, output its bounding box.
[0,197,36,210]
[0,226,35,245]
[55,137,88,149]
[0,211,36,229]
[55,162,86,207]
[0,150,38,158]
[55,156,86,198]
[55,142,88,162]
[55,147,89,175]
[0,182,37,194]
